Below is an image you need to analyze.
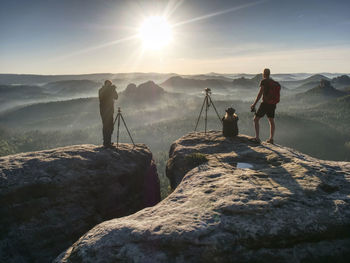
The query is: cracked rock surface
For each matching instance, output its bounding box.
[0,144,153,263]
[56,132,350,263]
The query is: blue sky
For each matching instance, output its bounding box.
[1,0,350,74]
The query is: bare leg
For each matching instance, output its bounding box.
[268,117,275,140]
[253,116,261,140]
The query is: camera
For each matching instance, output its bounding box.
[205,88,211,94]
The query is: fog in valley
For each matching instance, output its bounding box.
[1,72,350,198]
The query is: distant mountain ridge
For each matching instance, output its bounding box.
[1,72,349,114]
[0,73,177,86]
[289,79,347,106]
[0,80,101,112]
[288,74,350,93]
[281,74,331,90]
[160,76,231,91]
[181,74,233,82]
[1,72,348,86]
[304,80,346,97]
[43,80,100,95]
[304,74,331,83]
[0,84,45,99]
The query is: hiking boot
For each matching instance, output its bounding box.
[266,139,274,144]
[251,138,261,144]
[103,143,114,148]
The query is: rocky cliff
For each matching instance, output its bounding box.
[0,144,159,263]
[55,132,350,262]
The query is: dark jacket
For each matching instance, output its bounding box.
[99,85,118,117]
[222,115,239,137]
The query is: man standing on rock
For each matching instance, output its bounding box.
[99,80,118,147]
[250,68,280,144]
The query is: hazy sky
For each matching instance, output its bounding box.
[1,0,350,74]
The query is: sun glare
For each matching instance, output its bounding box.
[139,16,172,50]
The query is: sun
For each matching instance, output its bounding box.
[139,16,172,50]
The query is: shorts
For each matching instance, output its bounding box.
[255,102,276,118]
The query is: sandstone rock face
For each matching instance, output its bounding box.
[0,144,158,263]
[55,132,350,262]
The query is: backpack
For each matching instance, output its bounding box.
[264,80,280,104]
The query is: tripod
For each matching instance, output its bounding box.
[113,107,135,149]
[194,88,222,133]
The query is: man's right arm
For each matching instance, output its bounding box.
[112,85,118,100]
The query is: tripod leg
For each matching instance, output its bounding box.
[117,114,121,148]
[120,114,136,147]
[205,96,208,133]
[113,114,118,125]
[194,96,207,131]
[208,96,223,124]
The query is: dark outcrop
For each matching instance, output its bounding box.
[332,74,350,85]
[232,76,256,89]
[122,81,165,102]
[232,73,262,89]
[301,79,346,98]
[283,79,348,107]
[331,75,350,90]
[0,144,159,263]
[55,132,350,262]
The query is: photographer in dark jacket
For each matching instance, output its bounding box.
[99,80,118,147]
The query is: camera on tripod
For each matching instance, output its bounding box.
[194,88,222,134]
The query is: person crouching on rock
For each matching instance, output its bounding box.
[99,80,118,148]
[222,107,239,137]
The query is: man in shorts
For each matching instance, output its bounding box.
[250,68,276,144]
